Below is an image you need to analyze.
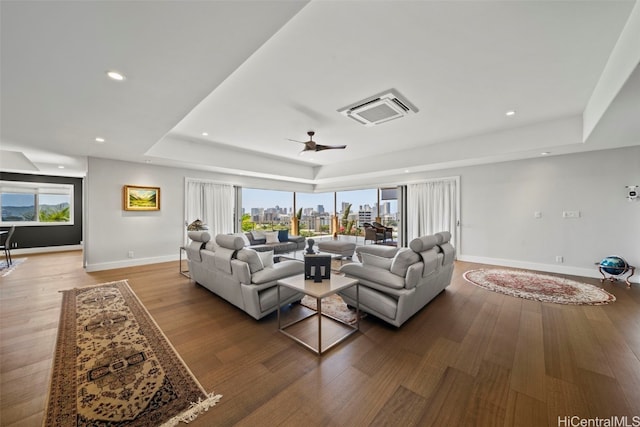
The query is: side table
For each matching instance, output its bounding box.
[179,246,190,278]
[277,274,359,355]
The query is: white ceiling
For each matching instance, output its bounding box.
[1,1,639,186]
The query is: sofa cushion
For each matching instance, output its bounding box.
[204,240,218,252]
[187,230,211,243]
[360,252,393,270]
[234,232,251,247]
[216,234,246,250]
[278,229,289,242]
[249,230,267,244]
[409,235,438,252]
[390,248,421,277]
[265,231,279,244]
[236,248,264,274]
[258,251,274,268]
[251,261,304,285]
[340,264,405,290]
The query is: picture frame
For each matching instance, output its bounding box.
[123,185,160,211]
[304,253,332,282]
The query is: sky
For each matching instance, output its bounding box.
[242,188,396,213]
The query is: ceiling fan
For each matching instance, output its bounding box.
[288,131,346,154]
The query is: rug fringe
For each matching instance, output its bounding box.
[160,392,223,426]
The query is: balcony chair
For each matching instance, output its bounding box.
[372,221,393,242]
[363,223,384,245]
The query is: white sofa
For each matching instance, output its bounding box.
[185,232,305,320]
[338,232,455,327]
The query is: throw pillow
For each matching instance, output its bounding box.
[257,251,274,268]
[360,252,392,270]
[265,231,279,244]
[250,230,266,242]
[277,229,289,242]
[236,249,263,274]
[390,248,421,277]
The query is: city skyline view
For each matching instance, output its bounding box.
[242,188,397,215]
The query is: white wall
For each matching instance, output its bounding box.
[84,157,312,271]
[413,146,640,281]
[86,147,640,283]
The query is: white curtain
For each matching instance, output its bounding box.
[185,179,235,240]
[407,179,457,245]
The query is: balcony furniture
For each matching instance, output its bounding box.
[363,223,384,245]
[1,226,15,266]
[277,273,359,355]
[243,230,306,254]
[185,231,305,320]
[339,232,455,327]
[372,221,393,242]
[317,240,356,259]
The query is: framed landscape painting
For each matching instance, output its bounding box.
[123,185,160,211]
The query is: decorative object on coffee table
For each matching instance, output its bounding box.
[464,269,616,305]
[306,238,315,254]
[597,255,635,287]
[45,280,221,426]
[305,253,331,282]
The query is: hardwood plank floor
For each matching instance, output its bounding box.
[1,251,639,426]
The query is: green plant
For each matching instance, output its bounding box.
[241,213,254,232]
[339,203,354,234]
[39,206,70,222]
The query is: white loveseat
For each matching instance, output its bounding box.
[185,232,305,320]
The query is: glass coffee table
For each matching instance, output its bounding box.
[276,274,359,355]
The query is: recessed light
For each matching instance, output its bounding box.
[107,71,125,81]
[541,151,551,156]
[404,170,410,173]
[95,137,105,143]
[145,160,152,164]
[505,110,516,117]
[202,132,208,136]
[58,165,65,169]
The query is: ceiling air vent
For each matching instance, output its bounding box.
[338,89,418,126]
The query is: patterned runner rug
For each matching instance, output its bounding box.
[464,269,616,305]
[45,280,221,426]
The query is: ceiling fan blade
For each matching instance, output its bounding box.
[316,144,347,151]
[287,138,306,144]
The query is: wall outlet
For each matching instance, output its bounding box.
[556,256,564,263]
[128,251,134,258]
[562,211,580,218]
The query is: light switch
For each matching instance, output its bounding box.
[562,211,580,219]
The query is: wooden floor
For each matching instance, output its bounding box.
[1,251,639,426]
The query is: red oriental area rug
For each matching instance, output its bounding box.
[463,269,615,305]
[45,280,221,426]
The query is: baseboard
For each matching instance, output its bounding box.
[11,244,83,255]
[457,254,639,284]
[85,254,180,272]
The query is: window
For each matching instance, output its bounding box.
[1,181,74,225]
[241,188,293,232]
[295,192,334,237]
